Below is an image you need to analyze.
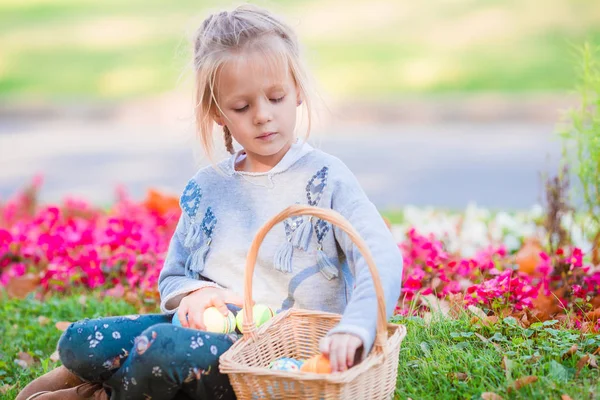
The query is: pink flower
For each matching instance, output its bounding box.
[465,270,538,310]
[572,284,585,298]
[0,262,26,285]
[569,248,583,268]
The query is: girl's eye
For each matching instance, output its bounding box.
[271,95,285,103]
[233,105,248,113]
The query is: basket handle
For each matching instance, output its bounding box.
[242,204,389,353]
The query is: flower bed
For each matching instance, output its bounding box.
[1,179,599,332]
[0,179,179,302]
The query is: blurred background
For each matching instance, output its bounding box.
[1,0,599,211]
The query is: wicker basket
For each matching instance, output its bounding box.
[219,205,406,400]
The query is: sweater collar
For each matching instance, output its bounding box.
[221,138,313,177]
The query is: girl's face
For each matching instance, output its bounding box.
[214,50,301,172]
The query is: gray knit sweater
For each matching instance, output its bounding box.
[158,139,403,353]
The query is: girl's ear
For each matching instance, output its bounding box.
[212,109,224,126]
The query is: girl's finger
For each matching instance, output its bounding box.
[328,340,339,373]
[319,336,331,357]
[189,306,207,330]
[337,337,350,372]
[177,304,189,328]
[346,339,361,368]
[210,296,229,316]
[330,336,348,373]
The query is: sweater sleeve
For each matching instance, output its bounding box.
[327,164,403,354]
[158,214,222,314]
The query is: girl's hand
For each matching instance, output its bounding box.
[177,287,245,330]
[319,333,363,373]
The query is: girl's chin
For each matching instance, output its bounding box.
[251,139,291,155]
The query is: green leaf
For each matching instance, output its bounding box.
[490,333,507,342]
[549,360,571,382]
[523,329,535,338]
[455,342,470,350]
[420,342,432,358]
[543,320,559,327]
[503,356,515,380]
[530,322,544,329]
[546,328,562,337]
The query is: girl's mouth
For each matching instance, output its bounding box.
[257,132,277,140]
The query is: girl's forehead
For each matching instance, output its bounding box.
[217,51,292,98]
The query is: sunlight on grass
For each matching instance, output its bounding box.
[0,0,599,99]
[98,67,163,97]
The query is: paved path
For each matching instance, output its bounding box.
[0,120,562,210]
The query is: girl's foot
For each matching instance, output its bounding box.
[16,366,84,400]
[23,382,109,400]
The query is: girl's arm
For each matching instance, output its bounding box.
[158,215,222,313]
[329,165,403,355]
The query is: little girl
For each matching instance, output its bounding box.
[18,4,403,400]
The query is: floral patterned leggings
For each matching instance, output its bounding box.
[57,312,240,400]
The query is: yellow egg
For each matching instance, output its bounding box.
[203,307,236,333]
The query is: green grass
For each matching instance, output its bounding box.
[1,39,183,101]
[1,0,600,100]
[1,291,599,399]
[394,314,600,399]
[309,31,600,98]
[0,290,141,398]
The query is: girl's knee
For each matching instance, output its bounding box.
[57,318,116,382]
[57,320,89,366]
[57,320,95,380]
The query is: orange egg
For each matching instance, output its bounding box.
[300,354,332,374]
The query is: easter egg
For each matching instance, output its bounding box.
[300,354,332,374]
[172,313,184,327]
[204,307,236,333]
[236,304,275,333]
[268,357,304,372]
[173,308,236,333]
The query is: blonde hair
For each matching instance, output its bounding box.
[193,4,315,161]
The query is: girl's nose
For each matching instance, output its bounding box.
[253,99,273,125]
